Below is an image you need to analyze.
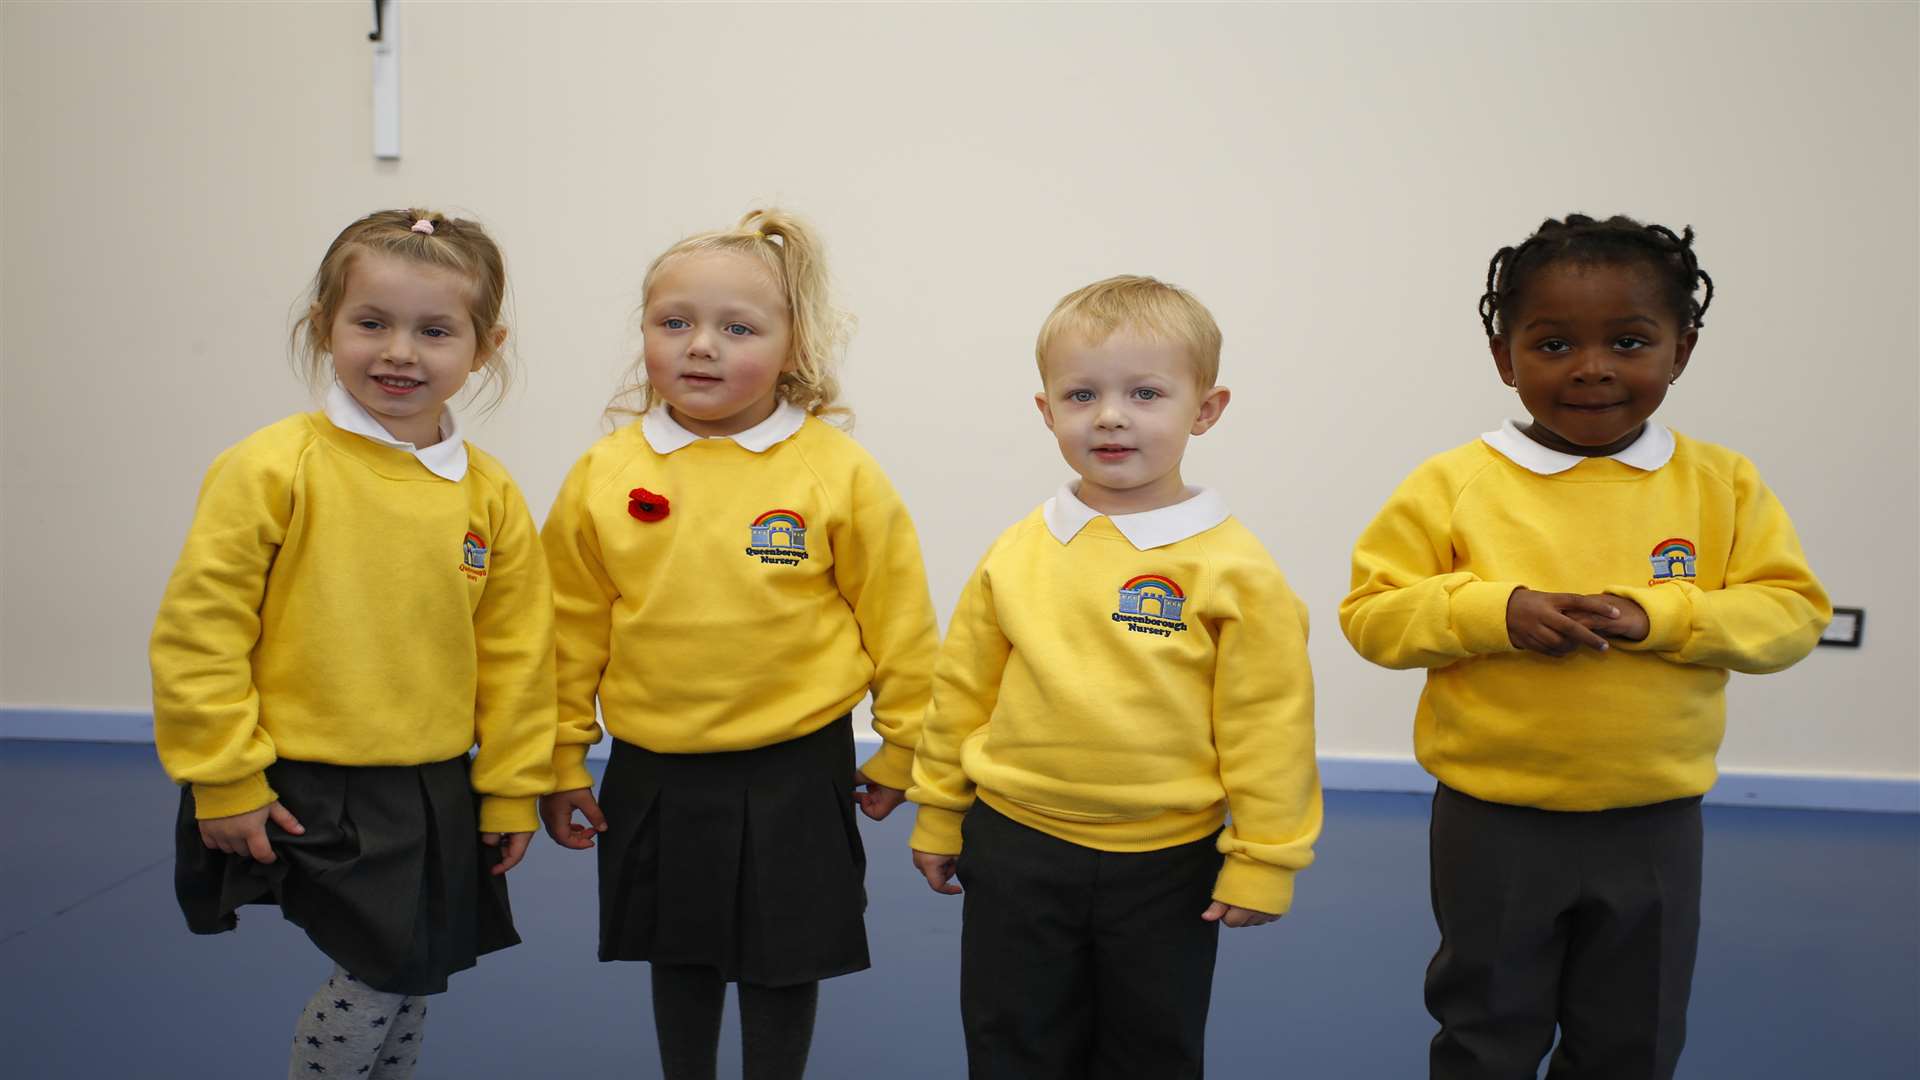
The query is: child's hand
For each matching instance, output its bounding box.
[853,771,908,821]
[539,788,607,850]
[197,800,304,864]
[912,849,963,896]
[1506,588,1618,656]
[482,831,533,875]
[1201,901,1279,928]
[1568,594,1650,642]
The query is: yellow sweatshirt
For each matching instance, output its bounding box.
[542,403,939,793]
[907,487,1323,916]
[150,409,558,833]
[1341,422,1830,812]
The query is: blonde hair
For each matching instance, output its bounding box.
[610,208,851,420]
[293,208,512,412]
[1035,275,1223,390]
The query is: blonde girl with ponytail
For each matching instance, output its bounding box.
[538,209,938,1079]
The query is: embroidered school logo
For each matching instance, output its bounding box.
[1112,574,1189,637]
[745,509,810,565]
[1649,537,1697,582]
[460,531,488,579]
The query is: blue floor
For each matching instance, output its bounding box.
[3,740,1915,1078]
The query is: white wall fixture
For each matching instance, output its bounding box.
[370,0,399,160]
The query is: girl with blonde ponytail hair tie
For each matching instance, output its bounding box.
[540,209,938,1080]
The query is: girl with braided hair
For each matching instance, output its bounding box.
[1340,214,1830,1080]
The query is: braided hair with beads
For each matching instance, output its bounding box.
[1478,214,1714,339]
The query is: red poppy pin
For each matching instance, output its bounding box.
[627,488,670,522]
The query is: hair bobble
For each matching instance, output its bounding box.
[411,219,435,236]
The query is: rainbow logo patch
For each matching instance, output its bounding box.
[1113,573,1189,636]
[746,509,810,564]
[461,531,488,577]
[1649,537,1697,581]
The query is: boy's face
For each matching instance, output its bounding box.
[1035,331,1229,516]
[1490,261,1697,457]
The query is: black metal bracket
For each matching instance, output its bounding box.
[369,0,386,42]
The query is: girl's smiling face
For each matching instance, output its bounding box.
[641,251,793,438]
[328,251,495,448]
[1491,261,1699,457]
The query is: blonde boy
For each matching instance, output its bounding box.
[907,276,1323,1078]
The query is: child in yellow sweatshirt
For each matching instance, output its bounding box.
[151,209,556,1080]
[909,275,1323,1079]
[537,209,939,1080]
[1341,214,1830,1080]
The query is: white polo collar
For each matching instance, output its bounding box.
[1043,482,1231,550]
[641,400,807,455]
[324,383,467,481]
[1481,419,1674,476]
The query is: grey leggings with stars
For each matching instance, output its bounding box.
[287,964,429,1079]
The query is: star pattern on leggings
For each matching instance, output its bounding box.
[384,1056,403,1066]
[305,1036,322,1048]
[370,1016,387,1028]
[305,1065,326,1074]
[399,1033,415,1043]
[333,999,354,1012]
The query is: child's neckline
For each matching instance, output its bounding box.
[322,383,468,482]
[1480,418,1674,476]
[641,400,807,455]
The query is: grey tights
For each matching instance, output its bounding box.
[287,964,428,1079]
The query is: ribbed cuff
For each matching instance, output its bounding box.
[191,773,277,820]
[1452,581,1524,655]
[1606,584,1693,653]
[858,740,916,791]
[552,743,595,795]
[908,804,967,855]
[1211,854,1295,917]
[478,795,539,834]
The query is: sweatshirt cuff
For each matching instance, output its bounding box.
[478,795,540,834]
[1211,854,1296,916]
[1451,581,1523,655]
[909,804,966,855]
[858,740,917,791]
[191,773,277,820]
[1606,584,1694,653]
[552,743,596,795]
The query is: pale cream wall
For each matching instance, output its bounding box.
[3,2,1914,777]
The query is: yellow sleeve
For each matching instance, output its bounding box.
[540,453,616,793]
[828,458,939,790]
[906,554,1010,855]
[149,441,292,819]
[470,476,559,833]
[1341,462,1519,669]
[1211,569,1324,916]
[1608,458,1830,673]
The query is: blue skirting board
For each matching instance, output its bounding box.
[5,707,1915,814]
